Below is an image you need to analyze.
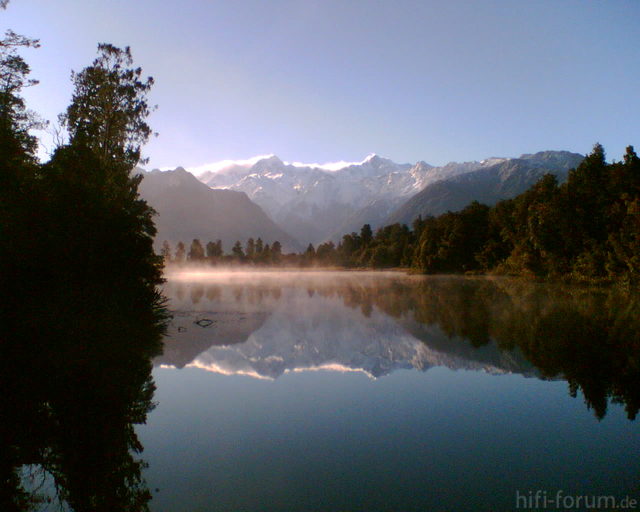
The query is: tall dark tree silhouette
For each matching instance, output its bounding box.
[0,28,41,264]
[63,44,154,170]
[246,237,256,260]
[45,43,163,295]
[1,40,168,511]
[0,30,42,160]
[160,240,172,263]
[360,223,373,246]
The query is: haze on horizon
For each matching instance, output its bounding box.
[4,0,639,169]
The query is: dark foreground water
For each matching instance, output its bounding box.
[138,271,639,512]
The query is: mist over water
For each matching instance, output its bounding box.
[139,270,640,511]
[158,269,640,414]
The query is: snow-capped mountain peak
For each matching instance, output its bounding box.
[189,150,583,247]
[363,153,381,163]
[251,155,285,171]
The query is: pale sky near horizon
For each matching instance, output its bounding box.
[3,0,639,170]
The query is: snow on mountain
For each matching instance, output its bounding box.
[195,154,479,244]
[387,151,584,226]
[189,150,583,246]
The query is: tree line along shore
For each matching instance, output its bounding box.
[161,143,640,285]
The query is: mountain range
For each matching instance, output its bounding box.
[141,150,584,250]
[388,150,584,225]
[137,167,300,251]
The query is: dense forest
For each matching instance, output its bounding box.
[166,143,640,284]
[1,20,167,512]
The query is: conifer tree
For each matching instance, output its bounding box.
[232,241,245,260]
[175,241,185,263]
[188,239,205,261]
[45,44,163,293]
[246,237,255,260]
[160,240,172,263]
[0,29,42,161]
[271,240,282,261]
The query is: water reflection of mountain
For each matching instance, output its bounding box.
[159,272,640,420]
[156,310,270,369]
[158,276,534,380]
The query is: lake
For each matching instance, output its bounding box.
[139,270,639,512]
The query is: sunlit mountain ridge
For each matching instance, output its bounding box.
[193,150,584,245]
[142,150,584,249]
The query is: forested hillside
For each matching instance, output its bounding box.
[335,144,640,282]
[173,144,640,284]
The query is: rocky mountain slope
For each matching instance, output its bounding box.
[154,150,584,248]
[197,154,508,244]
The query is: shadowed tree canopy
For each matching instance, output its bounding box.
[1,36,168,510]
[63,43,154,170]
[42,43,163,294]
[0,30,42,161]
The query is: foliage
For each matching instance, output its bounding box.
[0,30,43,160]
[1,36,166,510]
[334,276,640,420]
[188,238,205,261]
[165,143,639,282]
[62,44,154,169]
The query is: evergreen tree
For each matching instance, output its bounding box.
[245,237,255,261]
[262,243,272,264]
[44,43,163,294]
[1,37,167,510]
[62,44,153,170]
[360,224,373,246]
[567,146,609,237]
[339,232,361,266]
[316,241,336,265]
[0,30,43,161]
[160,240,171,263]
[0,29,42,285]
[271,240,282,263]
[188,239,205,261]
[206,239,223,262]
[174,241,185,263]
[232,240,245,260]
[302,243,316,266]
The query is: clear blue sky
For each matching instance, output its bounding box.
[3,0,639,168]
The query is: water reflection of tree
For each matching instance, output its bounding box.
[1,281,167,511]
[348,277,640,421]
[0,32,168,509]
[167,275,639,420]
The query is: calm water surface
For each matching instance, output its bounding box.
[139,270,640,512]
